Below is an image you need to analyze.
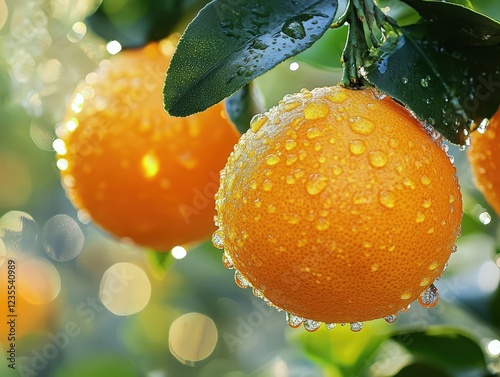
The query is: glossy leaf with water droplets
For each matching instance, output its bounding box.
[163,0,337,116]
[364,25,500,145]
[401,0,500,46]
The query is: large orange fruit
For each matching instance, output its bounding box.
[56,36,239,251]
[467,107,500,215]
[213,86,462,331]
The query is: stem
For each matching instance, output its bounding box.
[340,0,400,87]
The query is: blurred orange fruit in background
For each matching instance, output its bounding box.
[56,36,240,251]
[467,107,500,215]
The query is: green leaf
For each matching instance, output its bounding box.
[164,0,338,116]
[391,327,487,372]
[86,0,210,48]
[401,0,500,45]
[364,26,500,144]
[147,249,176,278]
[394,362,452,377]
[225,82,266,134]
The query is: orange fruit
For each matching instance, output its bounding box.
[56,36,239,251]
[212,86,462,331]
[467,107,500,215]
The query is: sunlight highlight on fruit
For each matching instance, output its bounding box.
[213,86,463,330]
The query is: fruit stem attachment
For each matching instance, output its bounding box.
[340,0,400,87]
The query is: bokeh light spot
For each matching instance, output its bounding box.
[0,211,39,257]
[171,246,187,259]
[42,214,84,262]
[487,339,500,357]
[169,312,218,366]
[99,262,151,316]
[106,40,122,55]
[18,257,61,304]
[0,0,7,30]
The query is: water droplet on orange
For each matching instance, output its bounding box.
[368,150,388,167]
[304,102,329,120]
[379,190,396,208]
[305,173,328,195]
[349,139,366,155]
[250,114,268,132]
[266,154,280,166]
[349,116,375,135]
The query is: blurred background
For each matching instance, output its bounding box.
[0,0,499,376]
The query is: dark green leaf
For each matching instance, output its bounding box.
[364,26,500,144]
[392,328,487,372]
[394,362,452,377]
[164,0,337,116]
[490,283,500,328]
[225,82,266,134]
[86,0,210,48]
[401,0,500,45]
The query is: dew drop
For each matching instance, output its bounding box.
[416,211,425,223]
[212,229,224,249]
[349,139,366,155]
[306,127,324,139]
[286,312,304,328]
[304,103,329,120]
[286,154,298,166]
[332,165,343,176]
[350,322,364,332]
[222,252,234,269]
[371,263,379,272]
[284,101,301,111]
[402,77,408,84]
[285,139,297,150]
[421,175,431,185]
[234,270,250,288]
[401,291,412,300]
[388,138,398,148]
[282,18,306,39]
[349,117,375,135]
[429,261,439,270]
[379,190,396,208]
[325,323,336,330]
[266,154,280,166]
[252,287,264,298]
[305,173,328,195]
[421,78,429,87]
[315,218,330,231]
[384,314,398,323]
[303,319,322,332]
[368,151,388,167]
[420,276,431,287]
[263,180,273,191]
[327,91,348,103]
[422,199,432,209]
[418,284,439,308]
[250,114,268,133]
